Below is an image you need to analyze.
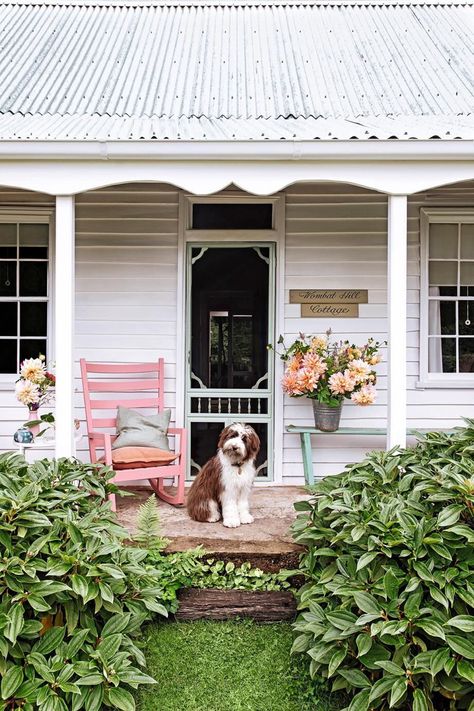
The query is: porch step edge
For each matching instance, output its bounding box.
[174,588,297,622]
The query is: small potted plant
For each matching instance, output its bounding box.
[274,331,383,431]
[15,355,55,438]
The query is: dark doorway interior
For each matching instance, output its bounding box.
[191,247,269,390]
[189,246,271,475]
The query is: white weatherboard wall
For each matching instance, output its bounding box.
[74,183,179,460]
[1,180,474,484]
[283,183,391,480]
[282,181,474,483]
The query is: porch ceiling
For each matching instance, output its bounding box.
[0,0,473,142]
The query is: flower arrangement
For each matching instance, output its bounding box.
[15,355,55,411]
[276,331,383,408]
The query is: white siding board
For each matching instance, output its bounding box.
[75,305,175,321]
[76,321,176,336]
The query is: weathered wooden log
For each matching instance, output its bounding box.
[175,588,297,622]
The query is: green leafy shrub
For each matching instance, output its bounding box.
[292,424,474,710]
[0,453,168,711]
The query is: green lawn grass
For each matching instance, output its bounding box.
[136,620,345,711]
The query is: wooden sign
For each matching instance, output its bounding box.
[290,289,368,304]
[301,303,359,318]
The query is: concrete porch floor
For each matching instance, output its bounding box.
[117,486,311,560]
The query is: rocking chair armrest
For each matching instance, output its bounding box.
[88,431,115,465]
[167,427,187,461]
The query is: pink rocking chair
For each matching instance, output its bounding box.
[80,358,187,510]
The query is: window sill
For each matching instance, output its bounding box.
[416,380,474,389]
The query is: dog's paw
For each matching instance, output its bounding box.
[207,501,221,523]
[239,512,254,524]
[223,516,240,528]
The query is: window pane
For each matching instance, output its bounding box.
[192,203,273,230]
[460,262,474,286]
[20,302,47,337]
[20,339,47,364]
[428,338,456,373]
[428,300,455,335]
[459,301,474,336]
[0,302,17,336]
[460,224,474,260]
[19,262,47,296]
[0,339,17,373]
[439,286,457,297]
[460,339,474,373]
[0,224,16,258]
[0,262,16,296]
[19,224,48,259]
[429,223,458,259]
[429,261,457,287]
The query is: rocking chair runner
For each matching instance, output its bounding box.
[80,358,186,510]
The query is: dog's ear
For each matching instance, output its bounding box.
[217,425,234,451]
[246,427,260,458]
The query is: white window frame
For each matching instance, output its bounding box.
[0,209,54,386]
[419,207,474,388]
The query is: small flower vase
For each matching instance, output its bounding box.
[312,400,342,432]
[27,408,41,438]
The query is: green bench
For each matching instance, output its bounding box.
[286,425,457,486]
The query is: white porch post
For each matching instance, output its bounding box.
[387,195,408,449]
[54,196,75,457]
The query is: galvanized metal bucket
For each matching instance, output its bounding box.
[312,400,342,432]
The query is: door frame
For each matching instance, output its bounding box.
[176,191,286,484]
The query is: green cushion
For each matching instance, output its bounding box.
[112,406,171,451]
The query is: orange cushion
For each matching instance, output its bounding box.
[102,446,178,470]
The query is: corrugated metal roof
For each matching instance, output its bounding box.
[0,0,473,140]
[0,113,473,140]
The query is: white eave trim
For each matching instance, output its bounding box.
[0,139,473,161]
[0,140,473,195]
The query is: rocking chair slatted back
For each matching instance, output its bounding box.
[80,357,186,511]
[80,358,165,434]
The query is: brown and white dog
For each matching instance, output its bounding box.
[186,423,260,528]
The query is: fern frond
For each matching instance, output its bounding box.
[134,494,169,551]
